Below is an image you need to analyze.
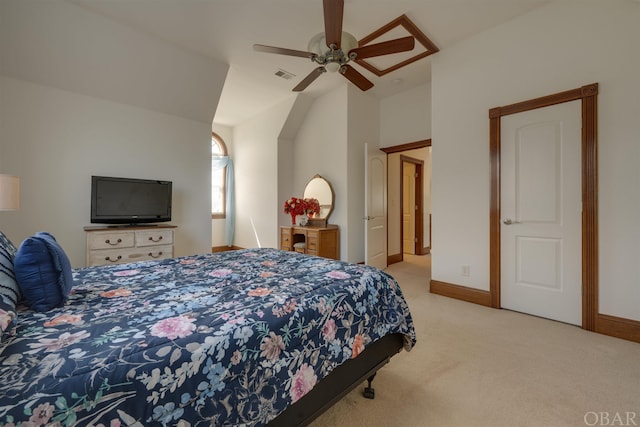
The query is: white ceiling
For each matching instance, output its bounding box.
[68,0,549,126]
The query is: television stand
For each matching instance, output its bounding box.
[108,224,159,228]
[84,224,177,267]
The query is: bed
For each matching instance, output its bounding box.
[0,247,416,426]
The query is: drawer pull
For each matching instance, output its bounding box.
[149,251,163,258]
[105,255,122,263]
[105,238,122,246]
[148,236,163,242]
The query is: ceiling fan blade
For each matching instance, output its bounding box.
[349,36,415,60]
[323,0,344,49]
[293,67,326,92]
[253,44,315,59]
[339,65,374,91]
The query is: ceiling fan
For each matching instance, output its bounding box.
[253,0,415,92]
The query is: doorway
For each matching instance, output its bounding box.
[365,143,388,269]
[401,155,423,256]
[489,83,598,330]
[381,140,432,265]
[500,101,582,325]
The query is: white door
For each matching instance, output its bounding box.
[365,143,387,269]
[402,162,416,254]
[501,101,582,325]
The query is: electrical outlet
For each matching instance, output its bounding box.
[461,265,470,277]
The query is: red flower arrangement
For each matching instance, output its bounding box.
[283,197,305,216]
[304,198,320,218]
[283,197,321,224]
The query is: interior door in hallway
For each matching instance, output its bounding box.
[403,162,416,254]
[501,100,582,325]
[365,143,387,269]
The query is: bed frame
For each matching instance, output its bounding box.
[268,333,405,426]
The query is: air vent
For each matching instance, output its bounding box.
[275,69,296,80]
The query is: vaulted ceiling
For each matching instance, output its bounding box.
[69,0,549,126]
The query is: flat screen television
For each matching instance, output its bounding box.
[91,176,172,225]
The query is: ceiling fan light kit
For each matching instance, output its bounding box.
[253,0,418,92]
[307,31,358,72]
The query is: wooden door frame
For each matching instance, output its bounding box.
[381,139,431,265]
[489,83,598,331]
[400,155,424,258]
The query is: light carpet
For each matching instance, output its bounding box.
[311,254,640,427]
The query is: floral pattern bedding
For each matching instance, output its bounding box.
[0,248,416,426]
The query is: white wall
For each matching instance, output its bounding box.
[278,94,314,230]
[292,87,349,258]
[380,83,431,147]
[379,84,432,258]
[431,0,640,320]
[289,85,378,263]
[233,97,298,250]
[346,85,379,263]
[0,0,228,267]
[0,0,225,124]
[230,83,379,263]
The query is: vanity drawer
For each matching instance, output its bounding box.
[306,231,319,251]
[278,225,338,260]
[280,227,293,250]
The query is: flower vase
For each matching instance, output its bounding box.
[290,213,297,225]
[298,214,308,226]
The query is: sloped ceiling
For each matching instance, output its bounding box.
[68,0,550,126]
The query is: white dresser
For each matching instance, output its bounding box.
[85,225,176,267]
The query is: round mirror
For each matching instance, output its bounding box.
[303,174,334,224]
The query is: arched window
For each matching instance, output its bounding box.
[211,132,228,219]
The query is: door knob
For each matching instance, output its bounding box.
[503,218,521,225]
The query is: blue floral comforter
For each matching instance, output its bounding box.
[0,248,415,426]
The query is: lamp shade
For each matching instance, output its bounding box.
[0,174,20,211]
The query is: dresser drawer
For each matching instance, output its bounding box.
[135,229,173,247]
[87,231,134,250]
[85,226,176,267]
[89,244,173,266]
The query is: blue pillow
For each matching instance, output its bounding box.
[14,232,74,312]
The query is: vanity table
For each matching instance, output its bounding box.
[280,174,339,260]
[280,225,339,260]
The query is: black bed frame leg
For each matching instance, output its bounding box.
[363,373,376,399]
